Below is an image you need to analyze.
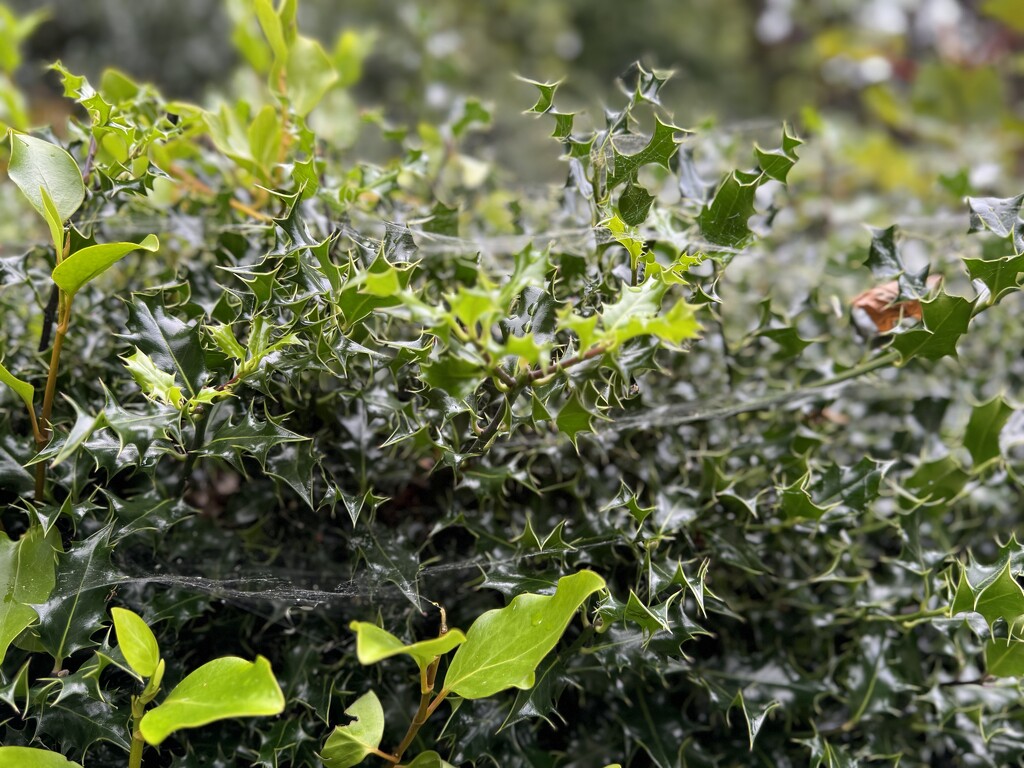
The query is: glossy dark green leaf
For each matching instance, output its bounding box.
[618,179,655,226]
[123,296,208,397]
[890,292,974,362]
[0,526,57,666]
[31,526,117,664]
[698,170,760,248]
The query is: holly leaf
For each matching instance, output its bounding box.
[754,124,802,183]
[890,292,974,362]
[31,526,118,664]
[963,395,1014,467]
[199,410,307,471]
[608,117,682,190]
[123,296,208,397]
[698,169,760,248]
[555,393,596,448]
[0,526,58,667]
[985,638,1024,677]
[964,253,1024,303]
[968,194,1024,239]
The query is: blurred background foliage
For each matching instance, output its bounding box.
[5,0,1023,186]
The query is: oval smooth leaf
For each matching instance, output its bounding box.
[7,131,85,224]
[0,359,34,413]
[111,606,160,678]
[402,751,456,768]
[321,690,385,768]
[0,746,82,768]
[349,621,466,672]
[443,571,605,699]
[139,655,285,745]
[52,234,160,296]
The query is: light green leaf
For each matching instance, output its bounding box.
[350,622,466,673]
[253,0,287,64]
[139,655,285,745]
[321,691,385,768]
[123,349,182,408]
[402,751,456,768]
[0,527,58,667]
[40,186,64,254]
[443,571,606,699]
[247,104,281,177]
[52,234,159,297]
[111,607,160,678]
[7,131,85,225]
[0,358,34,414]
[0,747,81,768]
[287,35,339,116]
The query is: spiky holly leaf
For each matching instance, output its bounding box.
[31,526,117,664]
[754,124,802,183]
[608,117,682,190]
[890,292,974,362]
[199,410,307,471]
[698,169,761,248]
[0,526,58,667]
[555,392,596,448]
[964,253,1024,303]
[122,296,208,398]
[968,194,1024,239]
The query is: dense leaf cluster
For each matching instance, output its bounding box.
[2,2,1024,767]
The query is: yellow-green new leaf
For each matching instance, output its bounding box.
[0,358,33,414]
[7,131,85,225]
[52,234,159,297]
[0,747,82,768]
[139,655,285,745]
[111,607,160,678]
[349,621,466,673]
[443,571,605,699]
[321,691,385,768]
[40,186,64,254]
[402,751,456,768]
